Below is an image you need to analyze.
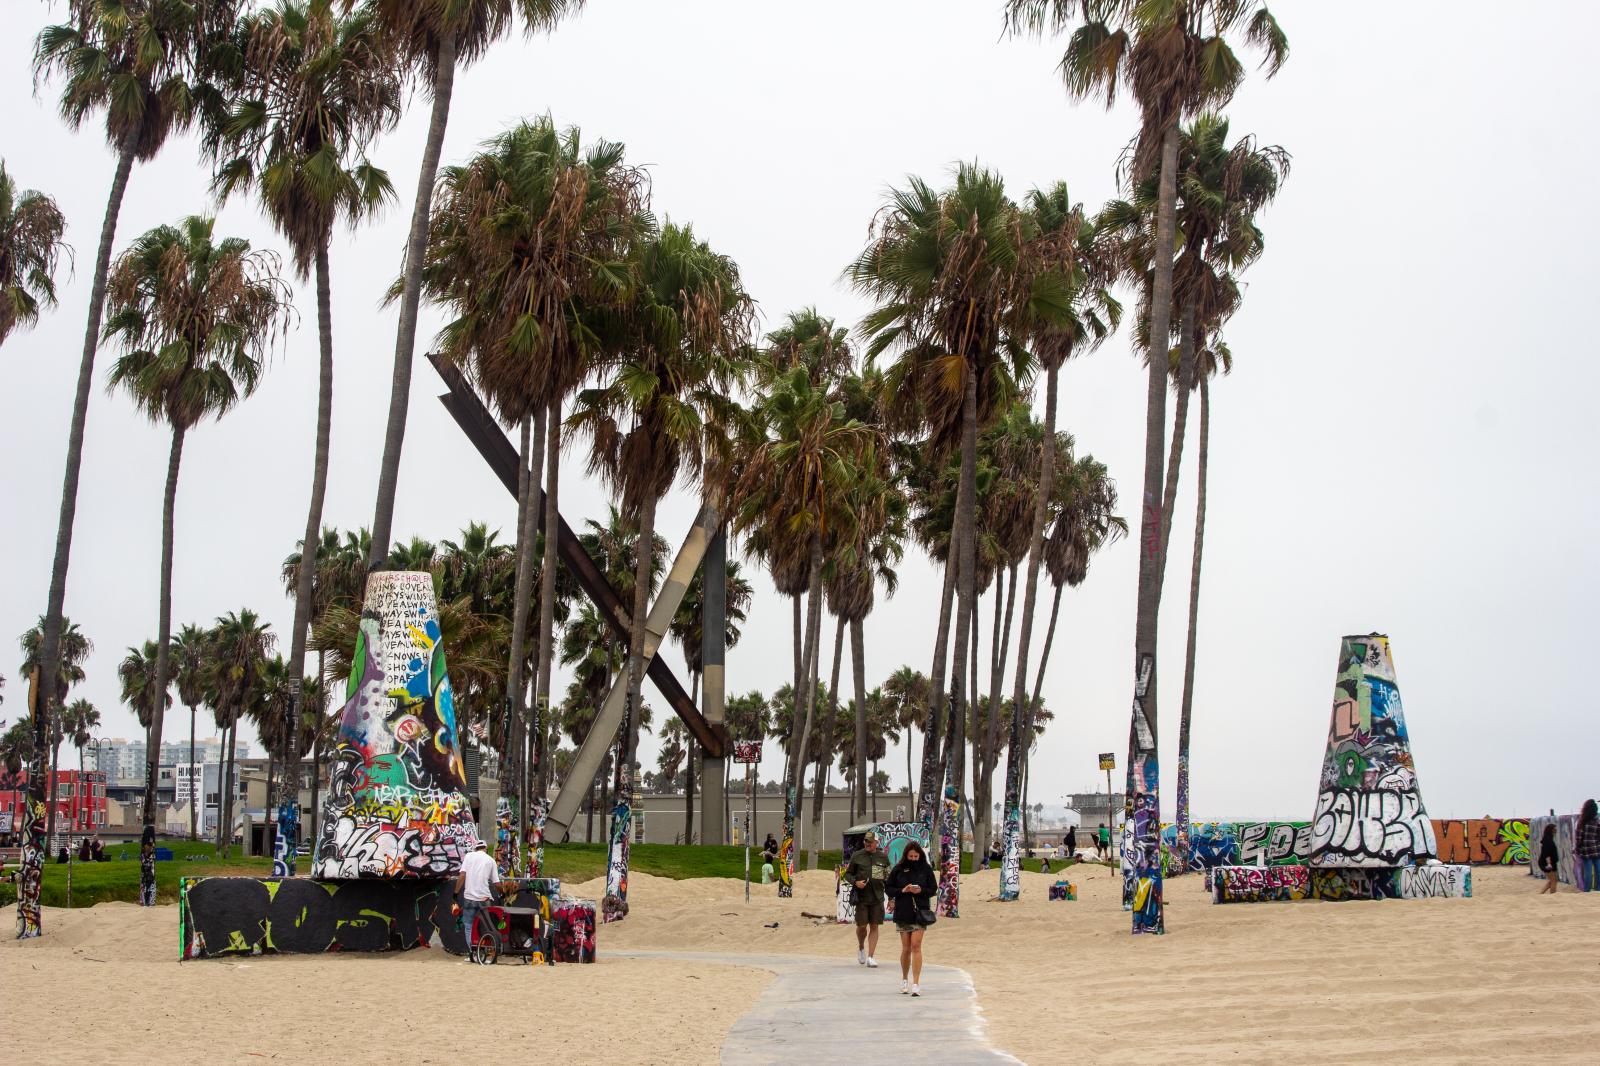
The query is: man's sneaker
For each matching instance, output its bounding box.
[857,948,866,965]
[900,980,910,994]
[866,956,879,968]
[910,983,921,997]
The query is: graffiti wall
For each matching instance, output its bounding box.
[1395,864,1472,899]
[313,572,480,879]
[1309,635,1438,868]
[179,876,442,958]
[180,875,596,962]
[1528,815,1591,890]
[937,786,960,919]
[1125,652,1163,934]
[1211,865,1309,903]
[1432,818,1530,865]
[1308,867,1396,902]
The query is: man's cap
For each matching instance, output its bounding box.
[472,839,488,850]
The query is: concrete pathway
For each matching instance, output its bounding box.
[614,950,1019,1065]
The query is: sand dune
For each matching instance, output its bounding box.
[3,863,1595,1064]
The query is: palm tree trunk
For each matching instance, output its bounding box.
[1032,582,1065,709]
[310,649,325,850]
[1175,376,1210,865]
[623,493,658,783]
[142,424,185,887]
[1125,120,1181,936]
[779,535,824,895]
[684,743,696,843]
[850,617,868,820]
[1156,301,1197,567]
[905,727,914,809]
[939,361,981,918]
[188,702,197,841]
[916,558,957,822]
[367,28,458,566]
[809,615,845,851]
[1001,363,1059,898]
[33,145,136,841]
[508,412,543,870]
[281,233,336,845]
[533,397,562,799]
[978,566,1014,857]
[791,593,803,720]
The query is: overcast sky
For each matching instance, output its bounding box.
[3,1,1596,822]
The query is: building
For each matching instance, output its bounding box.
[87,736,249,784]
[0,769,108,836]
[1065,790,1127,832]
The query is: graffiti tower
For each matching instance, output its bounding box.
[1309,634,1437,868]
[313,571,481,878]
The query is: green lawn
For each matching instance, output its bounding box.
[0,842,1063,908]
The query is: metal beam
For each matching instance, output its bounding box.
[544,504,722,843]
[699,528,727,845]
[427,353,724,756]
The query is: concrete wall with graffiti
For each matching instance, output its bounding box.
[1212,865,1309,903]
[313,571,481,879]
[1166,817,1529,875]
[179,875,596,962]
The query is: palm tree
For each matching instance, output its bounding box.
[996,182,1119,890]
[20,616,92,844]
[29,0,232,774]
[117,641,172,731]
[209,610,276,855]
[669,556,753,836]
[210,0,402,824]
[65,699,100,829]
[363,0,587,568]
[732,364,866,890]
[882,666,929,804]
[105,214,291,833]
[1005,0,1287,936]
[1175,336,1230,863]
[850,165,1073,917]
[169,624,208,840]
[420,116,648,848]
[0,161,69,348]
[571,220,753,872]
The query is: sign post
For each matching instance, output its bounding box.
[734,740,762,902]
[1098,753,1116,861]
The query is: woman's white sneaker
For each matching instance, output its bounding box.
[900,980,909,994]
[910,983,921,997]
[866,956,878,968]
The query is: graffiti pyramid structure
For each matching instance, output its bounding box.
[313,571,481,878]
[1308,633,1438,868]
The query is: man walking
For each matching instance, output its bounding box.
[455,839,499,946]
[844,831,889,967]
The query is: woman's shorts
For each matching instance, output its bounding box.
[895,920,922,934]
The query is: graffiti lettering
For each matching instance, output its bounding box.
[1395,864,1471,899]
[1211,864,1310,903]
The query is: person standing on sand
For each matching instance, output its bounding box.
[1096,823,1109,859]
[1065,826,1077,859]
[1576,799,1600,892]
[844,831,889,967]
[454,840,500,945]
[1538,823,1561,894]
[887,842,937,996]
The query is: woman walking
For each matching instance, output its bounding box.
[1538,822,1561,894]
[887,842,938,996]
[1576,799,1600,892]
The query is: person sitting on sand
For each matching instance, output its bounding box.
[887,843,938,997]
[1539,822,1561,894]
[1576,799,1600,892]
[91,835,105,862]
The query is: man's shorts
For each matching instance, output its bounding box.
[854,898,884,926]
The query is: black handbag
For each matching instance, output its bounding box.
[915,903,937,926]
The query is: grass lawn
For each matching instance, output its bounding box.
[0,841,1066,908]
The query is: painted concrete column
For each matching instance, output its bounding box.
[700,528,728,845]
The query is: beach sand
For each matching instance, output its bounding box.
[4,863,1596,1063]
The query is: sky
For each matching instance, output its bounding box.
[3,1,1597,823]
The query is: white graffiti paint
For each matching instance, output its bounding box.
[1311,787,1438,867]
[1395,864,1472,899]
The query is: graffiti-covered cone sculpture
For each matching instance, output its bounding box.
[313,571,481,878]
[1309,634,1438,867]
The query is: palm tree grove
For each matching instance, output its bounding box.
[5,4,1591,1061]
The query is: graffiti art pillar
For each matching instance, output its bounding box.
[937,783,960,918]
[273,800,298,877]
[1126,653,1163,933]
[15,668,46,938]
[312,571,480,878]
[603,694,634,922]
[139,825,157,906]
[1309,634,1437,868]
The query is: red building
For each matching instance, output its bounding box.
[0,769,107,836]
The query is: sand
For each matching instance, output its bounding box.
[4,864,1597,1063]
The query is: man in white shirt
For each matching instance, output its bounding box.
[455,839,500,947]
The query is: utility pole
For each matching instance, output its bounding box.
[1099,753,1116,860]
